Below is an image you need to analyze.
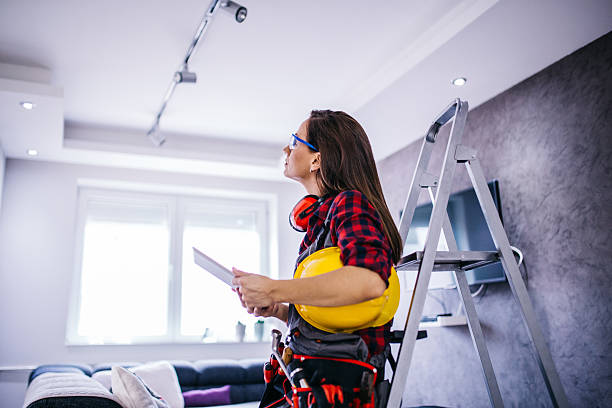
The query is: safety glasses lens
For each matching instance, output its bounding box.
[289,134,298,150]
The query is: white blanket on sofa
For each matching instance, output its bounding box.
[23,372,123,408]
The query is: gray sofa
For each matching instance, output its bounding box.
[24,359,266,408]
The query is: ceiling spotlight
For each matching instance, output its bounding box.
[175,68,197,83]
[221,0,247,23]
[452,77,467,86]
[26,149,38,156]
[20,101,36,110]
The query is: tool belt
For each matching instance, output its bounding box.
[260,349,377,408]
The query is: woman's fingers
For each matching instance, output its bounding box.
[241,304,277,318]
[253,307,266,316]
[232,273,276,308]
[247,305,269,315]
[231,267,250,287]
[252,304,277,318]
[234,287,247,309]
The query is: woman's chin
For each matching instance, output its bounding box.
[283,169,300,182]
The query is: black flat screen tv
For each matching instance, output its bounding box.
[402,180,506,286]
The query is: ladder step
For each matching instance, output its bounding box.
[389,330,428,343]
[396,250,499,271]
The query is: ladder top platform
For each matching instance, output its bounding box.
[396,250,499,271]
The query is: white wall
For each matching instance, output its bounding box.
[0,158,303,406]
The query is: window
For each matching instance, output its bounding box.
[67,187,273,345]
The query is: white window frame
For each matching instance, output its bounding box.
[66,183,275,345]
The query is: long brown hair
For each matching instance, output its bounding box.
[307,110,403,264]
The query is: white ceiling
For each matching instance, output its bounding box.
[0,0,611,180]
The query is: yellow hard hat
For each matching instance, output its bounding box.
[294,246,400,333]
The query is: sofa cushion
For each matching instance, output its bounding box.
[29,364,93,384]
[26,396,123,408]
[111,366,168,408]
[210,402,259,408]
[172,360,265,391]
[131,361,184,408]
[237,359,267,384]
[229,384,266,404]
[171,361,200,390]
[93,362,140,374]
[91,363,141,391]
[24,372,122,408]
[180,383,266,407]
[183,385,231,407]
[92,370,112,391]
[195,360,246,386]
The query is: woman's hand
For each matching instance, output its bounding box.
[232,268,277,309]
[232,269,288,323]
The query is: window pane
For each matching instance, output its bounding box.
[182,219,262,341]
[77,199,170,341]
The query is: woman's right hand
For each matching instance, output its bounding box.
[234,288,288,322]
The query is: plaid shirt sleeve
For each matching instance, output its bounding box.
[328,190,394,357]
[328,190,393,284]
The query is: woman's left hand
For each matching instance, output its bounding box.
[232,268,277,309]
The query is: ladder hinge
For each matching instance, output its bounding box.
[455,145,477,162]
[419,172,438,188]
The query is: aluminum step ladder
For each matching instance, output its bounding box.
[385,99,569,408]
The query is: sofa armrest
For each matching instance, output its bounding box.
[24,372,122,408]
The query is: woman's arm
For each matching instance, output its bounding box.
[233,191,391,310]
[232,266,386,309]
[275,266,386,306]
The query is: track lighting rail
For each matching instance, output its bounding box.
[147,0,247,146]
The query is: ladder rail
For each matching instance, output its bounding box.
[429,186,504,408]
[397,132,435,242]
[465,159,570,408]
[387,100,469,408]
[397,99,461,243]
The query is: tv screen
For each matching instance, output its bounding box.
[402,180,506,286]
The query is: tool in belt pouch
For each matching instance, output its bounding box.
[261,348,377,408]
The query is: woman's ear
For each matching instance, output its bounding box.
[310,152,321,173]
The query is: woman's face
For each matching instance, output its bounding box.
[283,119,319,182]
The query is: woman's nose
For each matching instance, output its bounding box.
[282,145,290,155]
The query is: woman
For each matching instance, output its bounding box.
[232,110,402,408]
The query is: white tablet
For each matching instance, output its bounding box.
[193,247,236,288]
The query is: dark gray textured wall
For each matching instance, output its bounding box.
[378,32,612,407]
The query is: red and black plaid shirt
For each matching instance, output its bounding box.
[298,190,393,357]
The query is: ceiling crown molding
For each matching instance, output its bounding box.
[338,0,499,113]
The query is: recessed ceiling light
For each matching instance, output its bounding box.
[20,101,36,110]
[26,149,38,156]
[452,77,467,86]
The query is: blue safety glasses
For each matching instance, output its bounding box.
[289,133,319,152]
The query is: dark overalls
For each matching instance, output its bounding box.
[259,199,391,408]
